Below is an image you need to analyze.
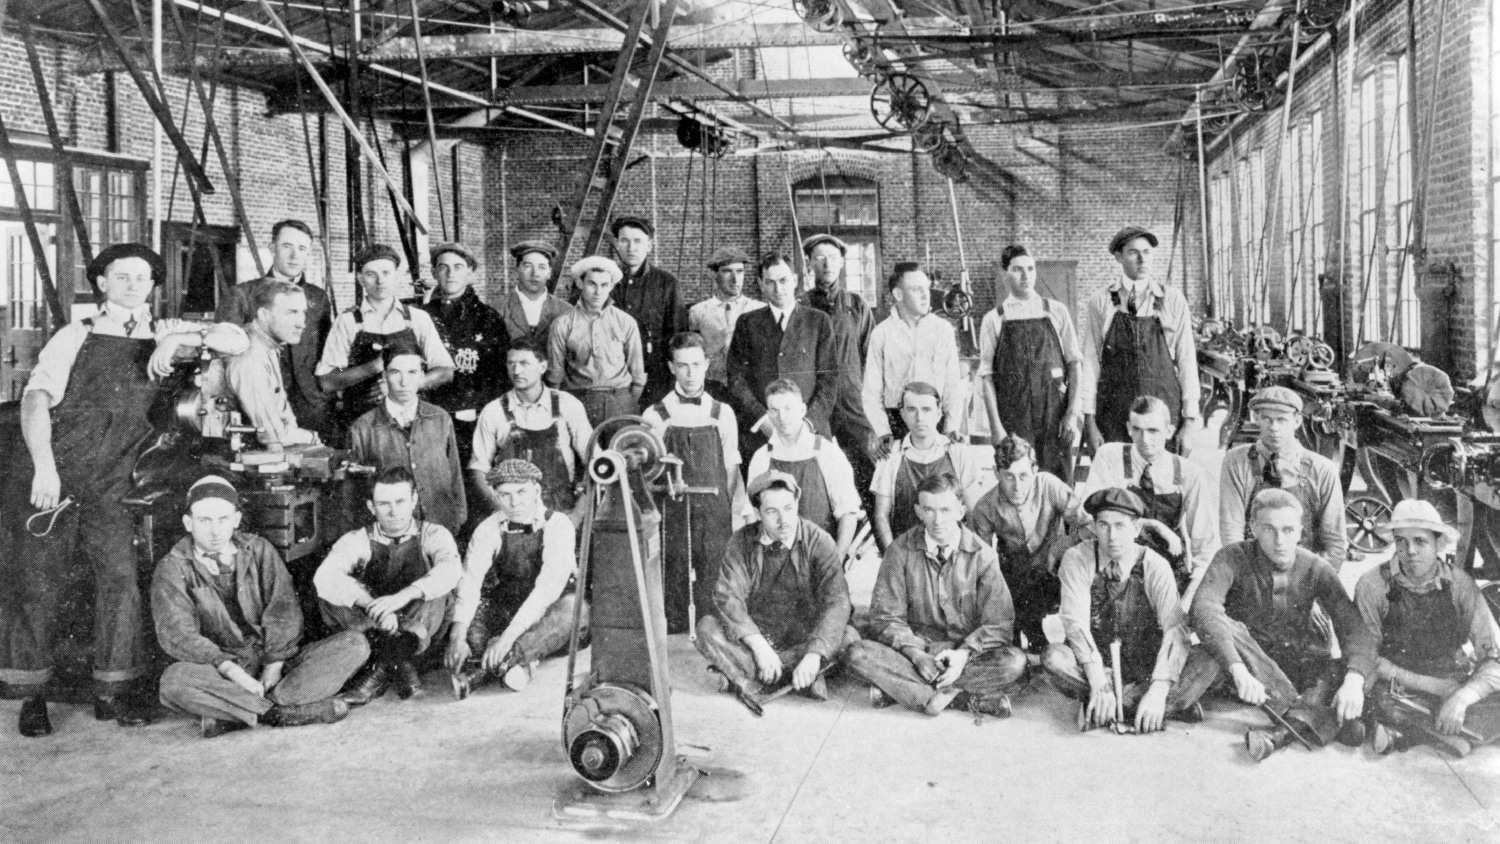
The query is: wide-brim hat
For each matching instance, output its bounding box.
[1383,499,1460,544]
[87,243,165,288]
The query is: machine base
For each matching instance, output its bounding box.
[552,759,702,823]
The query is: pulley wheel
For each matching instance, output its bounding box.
[870,72,932,131]
[1346,495,1393,554]
[562,684,663,793]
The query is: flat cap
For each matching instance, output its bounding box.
[707,246,751,270]
[487,458,544,488]
[801,233,847,255]
[1248,386,1303,415]
[747,469,801,503]
[87,242,166,287]
[430,242,477,268]
[509,240,557,263]
[186,475,240,510]
[609,215,654,238]
[1108,226,1159,254]
[1083,487,1145,519]
[570,255,623,286]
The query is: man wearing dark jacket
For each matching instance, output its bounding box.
[601,215,686,406]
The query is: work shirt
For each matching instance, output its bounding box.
[975,295,1082,378]
[453,509,576,629]
[688,293,765,384]
[870,436,988,507]
[546,304,646,392]
[1078,276,1199,418]
[714,520,853,660]
[315,299,454,375]
[967,472,1087,556]
[613,261,687,367]
[217,271,334,413]
[348,400,467,536]
[743,420,863,524]
[314,521,463,608]
[1057,540,1189,683]
[1083,442,1218,577]
[224,323,318,446]
[1190,540,1377,679]
[469,388,593,476]
[868,525,1015,655]
[1354,560,1500,698]
[861,312,965,437]
[803,284,875,364]
[1220,442,1345,569]
[150,532,302,669]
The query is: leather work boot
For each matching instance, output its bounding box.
[1336,718,1367,748]
[200,717,250,739]
[18,696,51,738]
[869,686,895,709]
[451,668,483,701]
[964,692,1012,719]
[391,661,425,700]
[1371,722,1402,755]
[1245,727,1294,762]
[806,675,830,701]
[340,662,391,706]
[1172,702,1205,724]
[262,698,350,728]
[95,693,153,727]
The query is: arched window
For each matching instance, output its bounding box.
[793,175,881,305]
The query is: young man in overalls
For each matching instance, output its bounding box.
[1354,500,1500,756]
[470,335,593,522]
[1044,488,1198,732]
[1080,226,1200,454]
[871,381,985,551]
[965,436,1089,654]
[978,245,1084,482]
[314,467,462,705]
[1220,386,1346,570]
[445,460,581,698]
[643,332,747,633]
[5,243,248,737]
[316,244,454,440]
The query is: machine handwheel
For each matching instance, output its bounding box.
[586,416,667,483]
[1308,342,1336,370]
[793,0,844,31]
[870,72,932,130]
[1284,335,1314,368]
[1346,495,1393,554]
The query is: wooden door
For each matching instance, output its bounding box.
[0,222,57,401]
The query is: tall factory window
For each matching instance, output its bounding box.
[1489,4,1500,369]
[1390,55,1418,348]
[1289,112,1326,335]
[71,164,144,312]
[1357,72,1380,344]
[793,176,881,305]
[1211,170,1234,323]
[1235,150,1265,324]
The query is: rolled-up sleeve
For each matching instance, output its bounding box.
[1180,465,1220,577]
[1057,544,1102,670]
[313,531,374,608]
[1218,448,1251,549]
[315,312,357,375]
[820,446,864,520]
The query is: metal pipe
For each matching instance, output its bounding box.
[1195,88,1213,317]
[408,0,448,241]
[152,0,163,252]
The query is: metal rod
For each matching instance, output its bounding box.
[1195,88,1213,318]
[408,0,448,241]
[152,0,163,252]
[19,15,93,268]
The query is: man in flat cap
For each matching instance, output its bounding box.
[447,459,582,698]
[603,215,686,406]
[862,262,964,454]
[498,240,572,356]
[408,242,510,467]
[547,256,645,426]
[4,242,249,736]
[697,471,856,706]
[1079,226,1200,454]
[1220,386,1346,570]
[1044,487,1197,733]
[688,246,764,400]
[149,477,366,739]
[1354,500,1500,756]
[1179,488,1376,761]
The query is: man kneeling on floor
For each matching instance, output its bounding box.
[153,477,365,737]
[1354,500,1500,757]
[848,472,1028,717]
[1044,488,1196,732]
[696,470,856,707]
[315,466,462,704]
[446,459,584,699]
[1178,488,1376,761]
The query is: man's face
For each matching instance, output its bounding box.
[260,290,307,346]
[367,481,418,535]
[996,454,1035,507]
[1127,408,1173,462]
[766,390,807,439]
[1113,237,1153,281]
[892,270,932,319]
[1256,406,1302,453]
[507,349,547,391]
[578,270,616,311]
[1253,505,1303,569]
[97,256,155,310]
[900,391,942,440]
[614,226,652,270]
[495,480,540,523]
[182,497,241,554]
[917,488,965,544]
[432,252,473,300]
[715,262,746,298]
[669,346,708,397]
[757,487,800,546]
[1094,509,1139,562]
[384,353,425,406]
[1005,255,1037,299]
[271,227,313,279]
[516,253,551,296]
[358,258,400,304]
[760,261,799,310]
[1393,528,1444,580]
[808,243,843,289]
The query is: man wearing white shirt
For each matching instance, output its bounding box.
[687,246,764,399]
[863,262,964,457]
[224,280,320,447]
[871,382,987,550]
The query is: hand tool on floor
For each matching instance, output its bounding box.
[1259,703,1315,751]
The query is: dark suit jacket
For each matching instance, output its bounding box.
[496,289,573,355]
[727,305,837,433]
[216,274,333,418]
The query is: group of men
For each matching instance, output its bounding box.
[2,218,1496,765]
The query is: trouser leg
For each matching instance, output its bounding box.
[845,640,941,712]
[80,499,148,696]
[1169,644,1225,710]
[395,596,451,656]
[953,646,1030,697]
[159,662,272,726]
[510,595,587,665]
[0,511,79,696]
[267,631,372,706]
[1042,643,1091,701]
[694,615,761,691]
[1009,569,1059,652]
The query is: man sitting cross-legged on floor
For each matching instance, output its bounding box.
[445,459,584,699]
[1354,499,1500,757]
[152,476,366,738]
[847,472,1029,718]
[1043,488,1198,733]
[314,466,462,705]
[695,470,857,707]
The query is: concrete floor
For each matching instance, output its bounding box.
[5,415,1500,842]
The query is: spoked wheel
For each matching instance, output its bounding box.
[1346,495,1393,554]
[870,72,932,130]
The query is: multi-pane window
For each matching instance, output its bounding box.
[1492,2,1500,367]
[1288,112,1326,334]
[0,160,56,212]
[1235,150,1266,324]
[793,176,881,305]
[1390,55,1418,347]
[1357,72,1380,343]
[71,165,141,301]
[1210,171,1234,323]
[6,225,56,330]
